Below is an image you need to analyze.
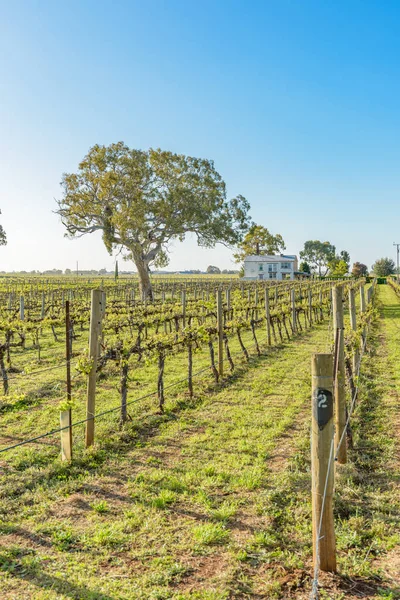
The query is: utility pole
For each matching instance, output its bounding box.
[394,243,400,282]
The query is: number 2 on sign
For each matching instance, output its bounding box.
[317,391,328,408]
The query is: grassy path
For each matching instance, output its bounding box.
[305,284,400,599]
[0,318,331,599]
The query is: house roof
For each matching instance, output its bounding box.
[244,254,297,263]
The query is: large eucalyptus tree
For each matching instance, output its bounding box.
[57,142,250,298]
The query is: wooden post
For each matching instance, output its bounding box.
[85,290,102,448]
[19,296,24,320]
[319,288,323,321]
[311,353,336,572]
[226,288,231,312]
[60,410,72,461]
[359,284,366,314]
[291,289,297,332]
[61,300,73,461]
[41,292,45,319]
[182,289,186,327]
[217,289,224,378]
[98,291,106,356]
[348,288,359,374]
[332,286,347,464]
[265,287,271,346]
[308,288,313,325]
[255,287,259,318]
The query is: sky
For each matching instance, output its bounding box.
[1,0,400,273]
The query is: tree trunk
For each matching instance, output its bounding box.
[133,256,153,301]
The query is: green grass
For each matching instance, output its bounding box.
[0,284,398,599]
[0,312,331,599]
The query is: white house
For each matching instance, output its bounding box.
[243,254,299,280]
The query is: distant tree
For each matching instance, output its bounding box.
[339,250,350,267]
[331,260,349,277]
[99,268,107,275]
[371,257,395,277]
[300,241,336,276]
[64,268,72,275]
[351,262,368,277]
[299,261,311,274]
[0,210,7,247]
[233,224,285,263]
[207,265,221,274]
[300,241,350,277]
[56,142,250,299]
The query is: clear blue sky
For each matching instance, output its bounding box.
[1,0,399,272]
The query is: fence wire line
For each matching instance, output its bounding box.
[5,360,76,381]
[310,283,375,600]
[0,363,214,455]
[0,296,333,454]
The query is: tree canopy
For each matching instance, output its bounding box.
[56,142,251,298]
[233,224,285,263]
[206,265,221,274]
[0,211,7,247]
[300,241,350,277]
[330,260,349,277]
[299,261,311,274]
[371,257,395,277]
[351,262,368,277]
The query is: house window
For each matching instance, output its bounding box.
[269,272,275,279]
[268,264,274,272]
[259,264,263,271]
[281,262,291,270]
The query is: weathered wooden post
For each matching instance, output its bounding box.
[86,290,102,448]
[182,289,186,328]
[41,292,46,319]
[61,300,73,461]
[348,288,359,374]
[226,288,231,312]
[311,353,336,572]
[332,285,347,464]
[359,284,366,314]
[19,296,24,320]
[217,289,224,378]
[265,287,271,346]
[308,288,313,326]
[318,288,323,321]
[97,291,106,357]
[255,286,259,320]
[291,289,297,333]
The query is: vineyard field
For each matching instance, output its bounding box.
[0,277,398,599]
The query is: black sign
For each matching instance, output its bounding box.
[313,388,333,430]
